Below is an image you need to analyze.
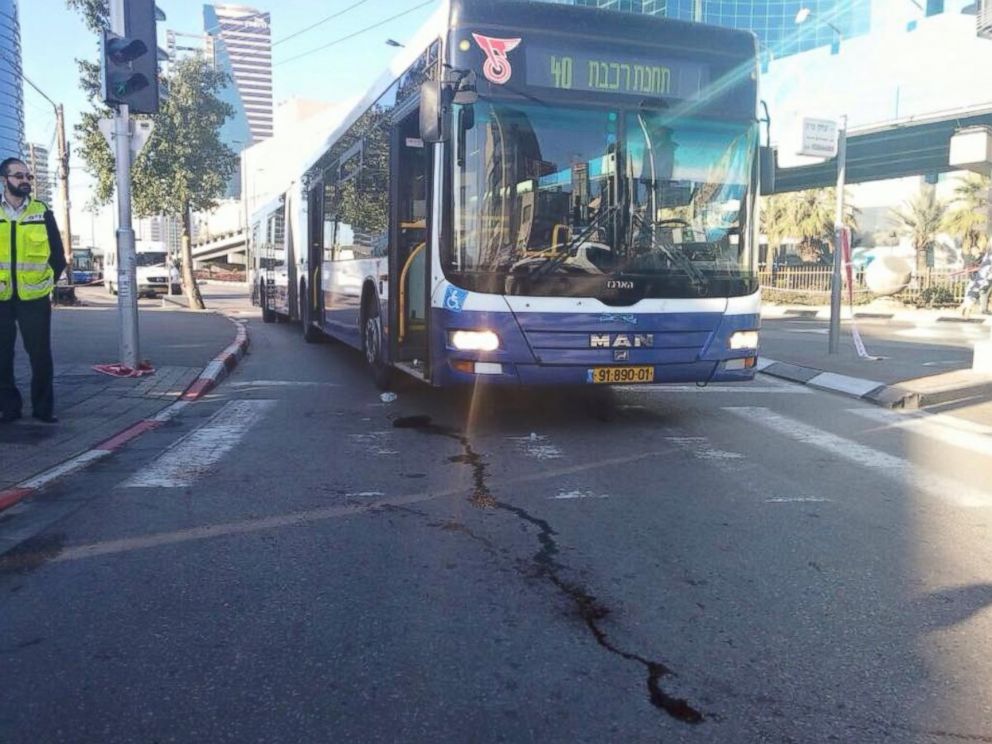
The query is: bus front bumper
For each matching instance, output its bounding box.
[429,307,759,387]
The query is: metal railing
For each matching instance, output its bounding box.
[758,266,973,305]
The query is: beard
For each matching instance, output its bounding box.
[9,182,31,199]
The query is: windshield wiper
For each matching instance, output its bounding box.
[630,211,709,290]
[527,204,620,281]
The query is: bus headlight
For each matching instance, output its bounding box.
[449,330,500,351]
[729,330,759,350]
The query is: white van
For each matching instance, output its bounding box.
[104,241,181,297]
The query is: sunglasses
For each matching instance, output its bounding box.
[5,172,34,181]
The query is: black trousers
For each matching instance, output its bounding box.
[0,298,54,418]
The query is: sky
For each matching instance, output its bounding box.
[21,0,440,206]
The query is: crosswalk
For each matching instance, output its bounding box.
[725,406,992,508]
[121,400,276,488]
[113,394,992,511]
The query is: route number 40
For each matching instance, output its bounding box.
[550,55,573,90]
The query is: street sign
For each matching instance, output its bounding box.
[98,117,155,161]
[798,117,839,159]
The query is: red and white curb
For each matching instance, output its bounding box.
[0,319,249,514]
[182,320,249,400]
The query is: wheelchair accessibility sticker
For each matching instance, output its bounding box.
[443,286,469,313]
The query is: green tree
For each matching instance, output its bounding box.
[943,173,988,261]
[66,0,115,208]
[890,187,946,281]
[67,0,236,310]
[132,56,238,310]
[760,188,858,264]
[65,0,108,32]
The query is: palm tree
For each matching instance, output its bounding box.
[760,194,790,264]
[761,189,859,264]
[943,173,988,261]
[890,187,946,281]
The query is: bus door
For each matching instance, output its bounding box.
[305,181,324,329]
[389,107,430,369]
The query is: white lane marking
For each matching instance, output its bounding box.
[122,400,276,488]
[895,327,987,340]
[621,384,811,394]
[725,407,992,508]
[847,408,992,459]
[348,431,398,455]
[346,491,386,498]
[553,490,610,500]
[50,447,682,564]
[508,434,563,460]
[666,436,745,465]
[230,380,341,388]
[786,328,829,335]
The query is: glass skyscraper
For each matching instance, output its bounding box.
[0,0,24,159]
[203,4,274,197]
[567,1,934,58]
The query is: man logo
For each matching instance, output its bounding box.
[590,334,654,348]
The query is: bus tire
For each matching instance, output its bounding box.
[261,282,276,324]
[362,299,392,390]
[300,280,321,343]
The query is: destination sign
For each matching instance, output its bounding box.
[525,46,710,100]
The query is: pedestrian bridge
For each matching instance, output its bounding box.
[191,229,246,268]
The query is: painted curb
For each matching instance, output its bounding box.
[760,357,992,410]
[0,318,250,515]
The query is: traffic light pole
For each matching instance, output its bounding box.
[110,0,140,369]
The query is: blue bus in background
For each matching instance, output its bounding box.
[256,0,769,390]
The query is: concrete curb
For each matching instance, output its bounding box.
[761,305,990,326]
[0,317,250,515]
[759,357,992,410]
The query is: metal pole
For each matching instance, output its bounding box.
[828,116,847,355]
[55,104,74,285]
[111,0,140,369]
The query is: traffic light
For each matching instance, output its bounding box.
[101,0,159,114]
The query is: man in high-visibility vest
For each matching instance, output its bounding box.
[0,157,66,423]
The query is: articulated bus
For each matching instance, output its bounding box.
[254,0,769,389]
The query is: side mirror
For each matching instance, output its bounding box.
[452,70,478,105]
[759,146,776,195]
[420,79,442,143]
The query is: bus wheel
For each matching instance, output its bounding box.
[261,283,276,324]
[362,302,392,390]
[301,280,320,344]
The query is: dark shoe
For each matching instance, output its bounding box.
[32,414,58,424]
[1,411,22,423]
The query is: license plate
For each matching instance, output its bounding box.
[587,366,654,384]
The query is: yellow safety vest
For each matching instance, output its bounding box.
[0,199,55,301]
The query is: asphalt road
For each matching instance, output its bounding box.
[2,313,992,743]
[760,316,988,384]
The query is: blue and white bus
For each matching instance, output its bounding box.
[256,0,769,389]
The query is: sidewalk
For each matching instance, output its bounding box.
[759,301,992,408]
[0,286,254,492]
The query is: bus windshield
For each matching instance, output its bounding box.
[447,101,758,300]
